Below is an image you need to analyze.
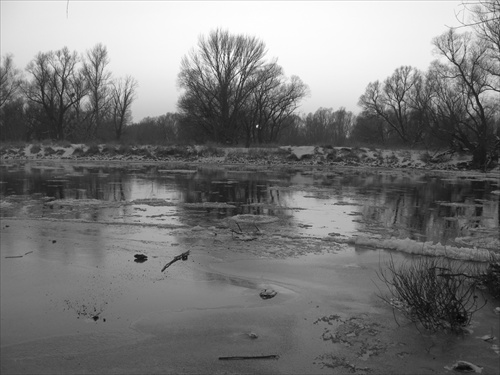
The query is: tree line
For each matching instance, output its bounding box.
[1,43,138,142]
[357,0,499,168]
[1,1,498,168]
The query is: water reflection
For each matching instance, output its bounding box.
[0,162,498,246]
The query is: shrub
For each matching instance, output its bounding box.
[54,140,72,148]
[377,255,486,333]
[44,146,57,155]
[198,144,225,157]
[385,153,399,164]
[248,148,273,159]
[477,261,500,300]
[419,152,433,164]
[30,144,41,154]
[84,144,100,156]
[115,144,132,155]
[130,146,153,157]
[325,149,338,161]
[72,146,85,156]
[101,144,117,156]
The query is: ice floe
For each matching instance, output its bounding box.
[353,235,498,262]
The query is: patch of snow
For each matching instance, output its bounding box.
[289,146,316,160]
[0,201,13,209]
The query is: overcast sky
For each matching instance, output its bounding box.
[1,1,466,123]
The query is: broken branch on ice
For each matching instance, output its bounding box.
[161,250,190,272]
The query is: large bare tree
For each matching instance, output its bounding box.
[0,54,25,140]
[177,28,267,143]
[240,62,309,146]
[24,47,86,140]
[82,43,112,139]
[0,54,23,109]
[457,0,500,92]
[111,75,137,140]
[303,107,354,145]
[431,28,498,167]
[358,66,424,145]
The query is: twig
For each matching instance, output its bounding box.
[161,250,190,272]
[219,355,279,360]
[437,272,478,279]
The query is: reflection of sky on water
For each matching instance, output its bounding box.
[0,162,498,245]
[277,193,361,237]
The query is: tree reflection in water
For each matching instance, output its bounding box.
[0,163,498,247]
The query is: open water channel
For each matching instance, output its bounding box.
[1,161,499,374]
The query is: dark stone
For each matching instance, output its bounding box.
[259,289,277,300]
[134,253,148,263]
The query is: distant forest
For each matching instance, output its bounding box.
[1,1,499,168]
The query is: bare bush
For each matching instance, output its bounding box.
[477,261,500,300]
[377,255,487,333]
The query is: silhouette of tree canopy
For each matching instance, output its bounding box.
[177,28,308,145]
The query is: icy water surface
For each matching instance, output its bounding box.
[1,161,498,248]
[1,161,499,374]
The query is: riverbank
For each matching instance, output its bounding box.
[1,143,495,172]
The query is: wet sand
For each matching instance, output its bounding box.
[1,217,499,374]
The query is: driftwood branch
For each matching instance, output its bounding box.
[161,250,190,272]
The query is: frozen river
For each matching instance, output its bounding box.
[1,161,499,374]
[1,161,498,253]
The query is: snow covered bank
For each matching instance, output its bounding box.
[1,143,497,172]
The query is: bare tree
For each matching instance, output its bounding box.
[24,47,86,140]
[0,54,25,140]
[303,107,354,145]
[358,66,424,145]
[82,43,112,139]
[432,28,498,168]
[304,108,332,144]
[177,28,267,143]
[0,54,23,109]
[331,107,355,145]
[240,61,282,146]
[111,75,137,140]
[240,63,308,146]
[157,112,179,143]
[264,75,309,143]
[350,110,388,145]
[456,0,500,92]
